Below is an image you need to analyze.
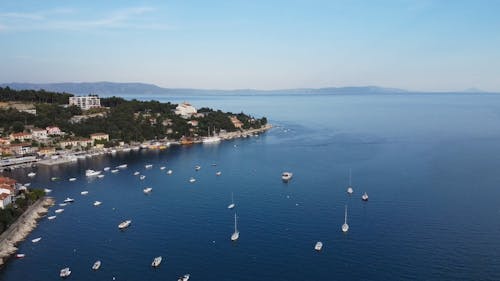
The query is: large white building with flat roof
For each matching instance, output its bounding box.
[69,95,101,110]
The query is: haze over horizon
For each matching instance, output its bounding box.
[1,0,499,92]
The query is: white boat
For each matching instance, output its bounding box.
[93,201,102,206]
[342,205,349,233]
[81,191,89,195]
[111,169,119,173]
[69,178,76,182]
[24,183,31,187]
[63,197,75,203]
[92,260,101,270]
[216,171,222,176]
[55,208,64,213]
[178,274,190,281]
[132,146,140,151]
[347,169,354,194]
[117,164,128,169]
[140,175,146,180]
[27,172,36,177]
[151,256,162,267]
[122,148,131,152]
[60,267,71,278]
[195,165,201,171]
[103,167,111,171]
[48,215,57,220]
[362,192,369,201]
[44,188,52,193]
[189,177,196,183]
[32,237,42,243]
[133,171,140,176]
[231,213,240,241]
[143,187,153,194]
[16,253,25,258]
[315,241,323,251]
[145,164,153,169]
[227,192,235,209]
[110,149,117,154]
[97,174,104,178]
[282,172,293,182]
[166,170,173,175]
[160,166,166,170]
[59,203,67,207]
[118,220,132,229]
[203,127,222,143]
[86,169,101,177]
[51,177,59,181]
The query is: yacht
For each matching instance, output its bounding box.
[86,169,101,177]
[227,192,235,209]
[203,127,222,143]
[48,215,57,220]
[145,164,153,169]
[27,172,36,177]
[110,169,118,173]
[55,208,64,213]
[167,170,173,175]
[231,213,240,241]
[117,164,127,169]
[151,256,162,267]
[118,220,132,229]
[216,171,222,176]
[93,201,102,206]
[143,187,153,194]
[362,192,369,201]
[44,188,52,194]
[92,260,101,270]
[314,241,323,251]
[189,177,196,183]
[63,197,75,203]
[68,178,76,182]
[160,166,166,170]
[103,167,111,171]
[281,172,293,182]
[140,175,146,180]
[31,237,42,243]
[16,253,25,258]
[178,274,190,281]
[60,267,71,278]
[195,165,201,171]
[133,171,140,176]
[81,191,89,195]
[342,205,349,233]
[347,169,354,194]
[59,203,67,207]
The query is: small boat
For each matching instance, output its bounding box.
[178,274,190,281]
[24,183,31,187]
[118,220,132,229]
[145,164,153,169]
[27,172,36,177]
[92,260,101,270]
[151,256,162,267]
[216,171,222,176]
[111,169,119,173]
[281,172,293,182]
[362,192,369,201]
[342,205,349,233]
[143,187,153,194]
[211,163,217,166]
[97,174,104,178]
[160,166,166,170]
[44,188,52,193]
[86,169,101,177]
[189,177,196,183]
[231,213,239,241]
[48,215,57,220]
[133,171,140,176]
[227,192,235,209]
[32,237,42,243]
[140,175,146,180]
[315,241,323,251]
[166,170,173,175]
[69,178,76,182]
[195,165,201,171]
[104,167,111,171]
[60,267,71,278]
[59,203,67,207]
[117,164,127,169]
[81,191,89,195]
[51,177,60,181]
[63,197,75,203]
[93,201,102,206]
[16,253,25,258]
[55,208,64,213]
[110,149,117,154]
[347,169,354,194]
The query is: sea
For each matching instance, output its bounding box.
[1,93,500,281]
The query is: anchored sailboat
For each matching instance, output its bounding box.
[231,213,239,241]
[342,205,349,233]
[347,169,353,194]
[227,192,235,209]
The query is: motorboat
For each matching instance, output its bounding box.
[69,178,76,182]
[362,192,369,201]
[97,174,104,178]
[55,209,64,213]
[60,267,71,278]
[227,192,235,209]
[143,187,153,194]
[48,215,57,220]
[117,164,127,169]
[231,213,239,241]
[140,175,146,180]
[32,237,42,243]
[63,197,75,203]
[111,169,119,173]
[195,165,201,171]
[51,177,59,181]
[93,201,102,206]
[342,205,349,233]
[133,171,140,176]
[315,241,323,251]
[16,253,25,258]
[118,220,132,229]
[177,274,190,281]
[103,167,111,171]
[92,260,101,270]
[86,169,101,177]
[281,172,293,182]
[44,188,52,194]
[81,191,89,195]
[145,164,153,169]
[59,203,67,207]
[216,171,222,176]
[24,183,31,187]
[347,169,354,194]
[151,256,162,267]
[160,166,166,170]
[167,170,173,175]
[27,172,36,177]
[189,177,196,183]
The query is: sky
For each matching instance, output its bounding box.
[1,0,499,91]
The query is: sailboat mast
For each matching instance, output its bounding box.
[234,213,238,232]
[349,168,352,186]
[344,205,348,224]
[231,192,234,204]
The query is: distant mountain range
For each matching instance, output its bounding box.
[0,82,493,97]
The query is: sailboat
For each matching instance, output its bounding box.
[203,127,221,143]
[342,205,349,233]
[231,213,239,241]
[362,192,369,201]
[227,192,235,209]
[347,169,353,194]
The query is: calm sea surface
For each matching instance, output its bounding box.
[2,93,500,281]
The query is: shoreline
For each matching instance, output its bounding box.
[0,197,55,267]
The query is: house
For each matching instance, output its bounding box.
[31,128,48,140]
[90,133,109,142]
[69,95,101,110]
[175,102,197,118]
[59,139,79,148]
[230,116,244,129]
[37,147,56,156]
[10,143,37,156]
[78,138,93,147]
[46,126,62,135]
[0,177,16,209]
[9,132,32,142]
[0,138,10,146]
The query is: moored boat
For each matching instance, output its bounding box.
[315,241,323,251]
[55,208,64,213]
[27,172,36,177]
[362,192,369,201]
[69,178,76,182]
[103,167,111,171]
[143,187,153,194]
[195,165,201,171]
[216,171,222,176]
[48,215,57,220]
[93,201,102,206]
[167,170,173,175]
[117,164,127,169]
[92,260,101,270]
[281,172,293,182]
[81,191,89,195]
[118,220,132,229]
[140,175,146,180]
[44,188,52,193]
[189,177,196,183]
[151,256,162,267]
[63,197,75,203]
[178,274,190,281]
[145,164,153,169]
[231,213,239,241]
[16,253,25,258]
[60,267,71,278]
[32,237,42,243]
[133,171,140,176]
[86,169,101,177]
[111,169,119,173]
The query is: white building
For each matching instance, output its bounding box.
[31,128,48,140]
[174,102,197,118]
[69,95,101,110]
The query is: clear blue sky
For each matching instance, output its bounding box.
[1,0,499,91]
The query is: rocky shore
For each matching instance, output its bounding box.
[0,197,54,266]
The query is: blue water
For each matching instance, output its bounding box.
[2,93,500,280]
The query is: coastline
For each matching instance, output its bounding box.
[0,197,55,267]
